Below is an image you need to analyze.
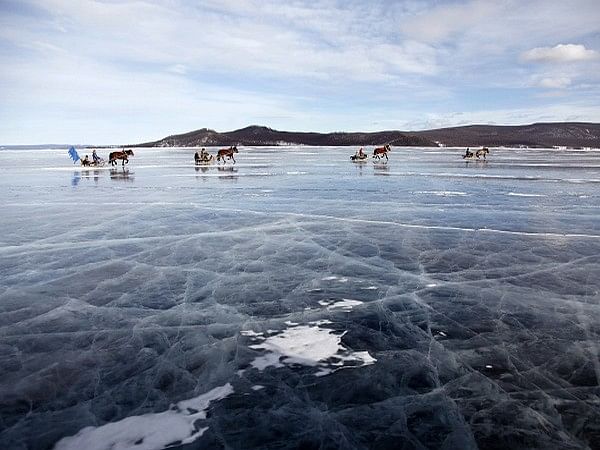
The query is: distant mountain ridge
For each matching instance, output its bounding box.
[136,122,600,148]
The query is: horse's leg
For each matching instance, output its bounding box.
[384,153,388,161]
[231,154,236,164]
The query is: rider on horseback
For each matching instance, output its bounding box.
[464,148,473,158]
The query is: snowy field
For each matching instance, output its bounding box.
[0,146,599,450]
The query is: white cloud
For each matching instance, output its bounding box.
[521,44,598,63]
[15,0,437,82]
[402,0,501,43]
[167,64,188,75]
[536,76,572,89]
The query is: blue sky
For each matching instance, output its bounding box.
[1,0,599,144]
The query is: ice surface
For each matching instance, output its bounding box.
[1,146,599,449]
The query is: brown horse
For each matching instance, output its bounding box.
[109,149,134,166]
[373,144,391,161]
[217,146,238,164]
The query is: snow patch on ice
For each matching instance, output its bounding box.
[54,383,234,450]
[318,298,363,311]
[414,190,468,196]
[240,330,262,337]
[248,322,375,376]
[507,192,546,197]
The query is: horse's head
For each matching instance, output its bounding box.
[232,146,239,153]
[386,144,391,151]
[126,150,134,156]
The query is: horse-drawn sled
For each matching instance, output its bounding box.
[351,147,368,161]
[68,147,107,167]
[350,145,392,162]
[195,149,215,165]
[462,148,489,160]
[68,147,133,167]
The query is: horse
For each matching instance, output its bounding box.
[109,149,134,166]
[373,144,391,161]
[217,146,238,164]
[476,148,489,159]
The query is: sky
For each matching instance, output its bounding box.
[1,0,599,144]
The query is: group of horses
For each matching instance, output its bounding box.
[351,144,490,162]
[86,144,490,168]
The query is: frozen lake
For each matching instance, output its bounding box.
[1,146,599,449]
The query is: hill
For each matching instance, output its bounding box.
[136,126,436,147]
[413,122,600,148]
[135,123,600,148]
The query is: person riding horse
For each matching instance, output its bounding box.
[463,148,474,159]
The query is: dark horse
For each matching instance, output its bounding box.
[476,148,490,159]
[217,146,238,164]
[109,149,134,166]
[373,144,391,161]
